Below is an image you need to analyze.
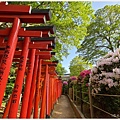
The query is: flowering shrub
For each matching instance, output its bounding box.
[69,76,78,84]
[62,81,68,94]
[63,81,68,85]
[77,69,91,102]
[80,69,91,78]
[78,69,91,84]
[89,48,120,114]
[90,48,120,94]
[70,76,77,81]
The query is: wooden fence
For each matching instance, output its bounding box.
[68,83,120,118]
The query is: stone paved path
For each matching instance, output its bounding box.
[51,95,76,118]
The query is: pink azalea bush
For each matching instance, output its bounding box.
[80,69,91,78]
[63,81,68,85]
[77,69,91,102]
[69,76,77,84]
[70,76,77,81]
[78,69,91,84]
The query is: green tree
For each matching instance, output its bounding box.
[8,1,94,61]
[56,63,67,75]
[69,56,92,76]
[77,5,120,63]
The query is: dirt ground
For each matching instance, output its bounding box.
[51,95,76,118]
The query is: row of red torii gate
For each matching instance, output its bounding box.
[0,2,63,118]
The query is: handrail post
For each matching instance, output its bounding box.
[88,85,94,118]
[73,85,74,102]
[79,83,83,113]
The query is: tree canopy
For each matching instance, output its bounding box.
[77,4,120,63]
[69,56,92,76]
[56,63,67,75]
[9,1,94,61]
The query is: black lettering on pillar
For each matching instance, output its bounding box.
[18,56,24,71]
[12,85,19,104]
[2,45,10,65]
[28,61,31,73]
[0,45,10,85]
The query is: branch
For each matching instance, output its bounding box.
[105,37,114,51]
[95,45,110,49]
[99,33,114,52]
[116,39,120,48]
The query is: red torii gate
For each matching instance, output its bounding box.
[0,2,63,119]
[0,3,46,107]
[40,61,62,118]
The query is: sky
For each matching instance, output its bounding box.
[61,1,120,74]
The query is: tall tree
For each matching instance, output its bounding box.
[69,56,92,76]
[8,1,94,61]
[77,5,120,63]
[56,63,67,75]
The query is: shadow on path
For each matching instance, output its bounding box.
[51,95,76,118]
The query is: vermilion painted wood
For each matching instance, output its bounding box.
[41,66,56,74]
[40,65,48,118]
[56,80,59,101]
[12,53,53,63]
[0,28,51,37]
[0,2,7,5]
[42,61,57,65]
[0,4,31,15]
[0,37,4,43]
[8,37,30,118]
[12,57,49,63]
[46,73,50,117]
[0,18,20,107]
[2,94,12,118]
[0,28,42,37]
[0,42,51,49]
[56,80,58,102]
[0,2,58,118]
[24,26,56,37]
[53,80,56,105]
[20,49,36,118]
[42,31,50,37]
[40,47,53,51]
[48,76,52,116]
[28,43,49,49]
[10,54,52,60]
[54,80,57,104]
[0,51,52,58]
[30,37,56,44]
[34,59,42,118]
[50,75,53,112]
[51,78,54,110]
[53,79,55,109]
[0,15,45,23]
[27,55,39,118]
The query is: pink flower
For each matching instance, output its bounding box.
[63,81,68,85]
[70,76,77,81]
[80,69,91,78]
[86,83,89,87]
